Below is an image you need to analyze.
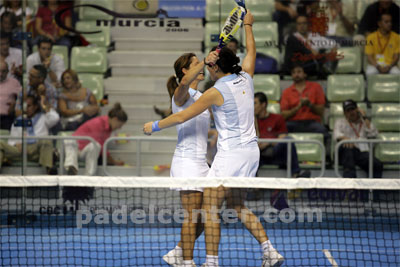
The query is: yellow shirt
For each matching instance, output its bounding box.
[365,31,400,66]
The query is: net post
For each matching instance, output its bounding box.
[136,139,141,176]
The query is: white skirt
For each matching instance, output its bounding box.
[170,156,210,192]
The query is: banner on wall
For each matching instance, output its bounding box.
[158,0,205,18]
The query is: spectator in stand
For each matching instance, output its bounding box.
[365,13,400,75]
[15,65,59,118]
[0,33,22,80]
[0,11,21,48]
[0,0,33,29]
[35,0,72,48]
[283,15,338,77]
[64,102,127,176]
[358,0,400,36]
[280,64,329,145]
[58,69,99,131]
[324,0,357,46]
[333,99,383,178]
[27,36,65,88]
[0,59,21,130]
[255,92,310,178]
[0,95,59,174]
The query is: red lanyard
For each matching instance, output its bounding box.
[377,32,391,54]
[349,121,362,138]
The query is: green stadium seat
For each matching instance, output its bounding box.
[33,45,69,69]
[0,129,10,144]
[79,0,113,20]
[257,48,281,69]
[205,0,236,22]
[246,0,274,21]
[371,103,400,132]
[288,133,324,162]
[367,74,400,102]
[75,21,111,47]
[327,74,365,102]
[71,47,107,74]
[78,74,104,101]
[335,47,362,74]
[267,103,280,114]
[328,102,367,130]
[245,22,278,48]
[205,22,226,49]
[375,133,400,163]
[253,74,280,101]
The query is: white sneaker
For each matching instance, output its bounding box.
[162,248,183,266]
[262,249,284,267]
[182,260,197,267]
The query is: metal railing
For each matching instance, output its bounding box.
[0,135,97,175]
[334,139,400,178]
[103,136,325,177]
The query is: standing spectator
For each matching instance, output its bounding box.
[255,92,310,178]
[0,95,59,174]
[0,33,22,80]
[15,65,59,118]
[0,59,21,130]
[58,69,99,131]
[333,99,383,178]
[63,103,127,176]
[27,36,65,87]
[0,0,33,29]
[280,64,329,144]
[35,0,72,48]
[365,13,400,75]
[283,15,337,77]
[358,0,400,36]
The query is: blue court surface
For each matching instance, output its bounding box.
[1,224,399,266]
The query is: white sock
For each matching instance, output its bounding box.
[205,255,219,266]
[175,245,183,257]
[261,240,274,253]
[183,260,194,266]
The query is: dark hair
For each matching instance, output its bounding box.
[108,102,128,122]
[166,53,196,99]
[255,92,268,104]
[0,32,11,42]
[378,12,392,22]
[210,47,242,75]
[37,36,54,49]
[229,38,239,46]
[0,11,17,27]
[33,64,48,79]
[26,95,40,110]
[290,63,305,73]
[61,69,80,88]
[4,0,22,8]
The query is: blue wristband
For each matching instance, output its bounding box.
[152,120,161,132]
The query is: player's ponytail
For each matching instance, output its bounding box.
[167,53,196,99]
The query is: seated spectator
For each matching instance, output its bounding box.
[255,92,310,178]
[280,64,330,145]
[283,15,338,77]
[27,36,65,87]
[365,13,400,75]
[16,65,59,118]
[358,0,400,36]
[333,99,383,178]
[64,103,127,176]
[0,59,21,130]
[0,11,21,48]
[58,69,99,131]
[0,95,59,174]
[324,0,356,46]
[35,0,72,48]
[0,0,33,29]
[0,33,22,80]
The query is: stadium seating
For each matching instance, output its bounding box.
[246,22,278,48]
[367,74,400,102]
[79,0,114,20]
[78,74,104,101]
[371,103,400,132]
[257,48,281,69]
[328,102,368,130]
[289,133,324,163]
[253,74,280,101]
[75,21,111,47]
[246,0,274,21]
[32,45,69,69]
[375,132,400,164]
[335,47,362,74]
[71,47,108,74]
[327,74,365,102]
[205,0,236,22]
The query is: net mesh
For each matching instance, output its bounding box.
[1,176,399,266]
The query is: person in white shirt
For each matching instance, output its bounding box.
[27,36,65,88]
[333,99,383,178]
[0,34,22,80]
[0,95,59,174]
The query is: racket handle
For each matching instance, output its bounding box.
[216,47,222,54]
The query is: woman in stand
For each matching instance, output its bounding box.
[161,50,218,267]
[144,11,284,267]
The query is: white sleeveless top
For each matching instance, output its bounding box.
[212,71,258,152]
[172,88,210,159]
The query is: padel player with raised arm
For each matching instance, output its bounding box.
[144,11,284,267]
